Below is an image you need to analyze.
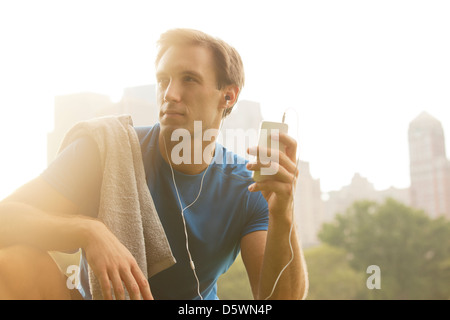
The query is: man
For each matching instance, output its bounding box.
[0,28,308,300]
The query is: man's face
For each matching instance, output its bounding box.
[156,44,224,135]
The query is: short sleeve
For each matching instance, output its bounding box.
[40,136,102,218]
[241,190,269,237]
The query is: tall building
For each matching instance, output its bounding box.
[408,111,450,219]
[294,161,324,248]
[323,173,410,222]
[47,92,117,163]
[120,84,159,126]
[47,85,157,163]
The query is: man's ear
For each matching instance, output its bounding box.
[222,85,240,108]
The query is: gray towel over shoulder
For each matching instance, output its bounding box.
[58,114,176,300]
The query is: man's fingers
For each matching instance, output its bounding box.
[99,272,113,300]
[110,271,126,300]
[247,161,293,183]
[131,264,154,300]
[98,265,153,300]
[249,180,294,198]
[121,269,142,300]
[276,132,297,162]
[247,146,297,175]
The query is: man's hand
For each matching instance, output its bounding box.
[83,220,153,300]
[246,132,298,217]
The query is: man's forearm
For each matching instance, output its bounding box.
[0,201,94,252]
[259,212,308,300]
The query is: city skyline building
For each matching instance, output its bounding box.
[323,173,410,223]
[294,161,324,247]
[408,111,450,219]
[47,84,157,163]
[323,111,450,224]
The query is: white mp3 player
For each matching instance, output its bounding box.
[252,121,289,182]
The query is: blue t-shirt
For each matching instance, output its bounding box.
[41,123,269,300]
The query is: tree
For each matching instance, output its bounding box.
[303,244,368,299]
[318,198,450,299]
[217,254,253,300]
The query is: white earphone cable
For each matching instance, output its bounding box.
[264,107,300,300]
[163,135,209,300]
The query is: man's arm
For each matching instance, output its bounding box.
[241,221,307,300]
[243,132,308,300]
[0,177,152,300]
[0,137,153,300]
[0,177,89,251]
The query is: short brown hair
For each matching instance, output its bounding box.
[155,28,245,117]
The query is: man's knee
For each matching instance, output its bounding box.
[0,245,71,299]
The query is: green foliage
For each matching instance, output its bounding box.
[318,198,450,299]
[216,198,450,300]
[217,254,253,300]
[303,244,368,299]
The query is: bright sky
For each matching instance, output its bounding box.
[1,0,449,199]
